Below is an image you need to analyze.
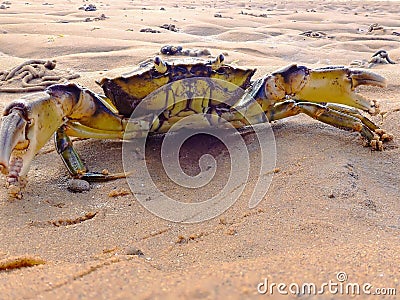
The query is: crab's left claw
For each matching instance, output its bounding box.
[264,64,387,115]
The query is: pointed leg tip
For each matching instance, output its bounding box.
[382,133,394,141]
[378,141,384,151]
[369,139,383,151]
[368,128,393,151]
[375,129,394,141]
[7,184,23,199]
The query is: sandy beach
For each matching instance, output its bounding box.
[0,0,399,299]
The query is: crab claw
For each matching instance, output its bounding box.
[0,92,67,198]
[0,83,131,198]
[0,107,29,175]
[264,64,387,115]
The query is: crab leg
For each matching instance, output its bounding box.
[265,100,391,150]
[55,126,86,178]
[55,126,127,181]
[324,103,379,130]
[63,119,150,140]
[57,117,151,180]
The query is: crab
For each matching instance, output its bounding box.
[0,54,393,198]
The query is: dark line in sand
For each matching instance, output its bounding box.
[0,256,46,272]
[29,211,98,227]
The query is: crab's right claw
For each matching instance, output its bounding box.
[265,65,387,115]
[252,64,392,150]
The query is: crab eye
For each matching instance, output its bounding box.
[211,54,225,70]
[154,56,161,65]
[218,53,224,63]
[153,56,167,74]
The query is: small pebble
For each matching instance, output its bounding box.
[85,4,97,11]
[79,3,96,11]
[126,247,144,256]
[68,179,90,192]
[108,188,130,198]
